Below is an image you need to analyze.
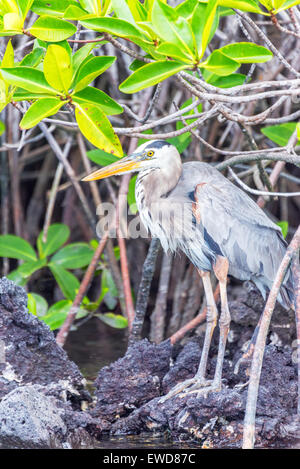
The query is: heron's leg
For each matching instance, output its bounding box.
[159,271,218,402]
[194,270,218,383]
[211,256,230,390]
[181,258,231,396]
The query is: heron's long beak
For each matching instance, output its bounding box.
[82,154,143,182]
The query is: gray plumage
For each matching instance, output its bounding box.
[135,142,293,309]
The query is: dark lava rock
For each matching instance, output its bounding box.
[0,277,87,402]
[106,339,299,448]
[92,339,172,427]
[1,276,298,448]
[162,340,201,393]
[0,384,97,449]
[230,282,296,347]
[0,384,68,448]
[0,277,98,448]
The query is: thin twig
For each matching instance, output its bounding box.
[235,9,300,78]
[216,151,300,170]
[228,167,300,197]
[129,238,161,346]
[243,225,300,448]
[56,232,109,347]
[150,252,172,343]
[38,122,97,233]
[42,138,72,243]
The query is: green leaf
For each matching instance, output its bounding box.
[1,67,57,94]
[101,268,118,309]
[29,15,77,42]
[42,300,71,330]
[126,0,147,21]
[87,148,119,166]
[167,133,191,153]
[119,60,187,94]
[75,102,123,156]
[275,0,300,12]
[27,293,37,316]
[17,258,47,277]
[199,0,219,58]
[42,299,88,330]
[129,58,147,72]
[155,42,193,63]
[72,43,97,77]
[0,0,19,15]
[175,0,199,18]
[218,6,236,16]
[13,89,54,101]
[200,50,240,76]
[218,0,264,14]
[27,293,48,317]
[20,98,65,129]
[3,12,23,31]
[297,123,300,140]
[277,221,288,238]
[79,0,103,15]
[261,123,299,146]
[111,0,136,23]
[63,4,88,19]
[37,223,70,258]
[219,42,272,63]
[96,313,128,329]
[136,21,158,40]
[80,17,151,43]
[151,0,195,58]
[7,269,27,286]
[0,31,22,38]
[20,47,45,67]
[191,1,218,56]
[18,0,34,19]
[1,39,14,68]
[137,129,192,154]
[0,120,5,135]
[51,243,94,269]
[74,56,116,92]
[49,263,80,300]
[206,72,246,88]
[44,44,72,92]
[31,0,78,16]
[72,86,123,116]
[0,234,37,261]
[176,97,202,132]
[128,175,137,214]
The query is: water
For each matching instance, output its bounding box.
[92,434,200,449]
[65,317,128,384]
[65,318,200,449]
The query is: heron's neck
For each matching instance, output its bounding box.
[136,161,182,206]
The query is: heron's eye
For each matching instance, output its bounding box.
[147,150,154,157]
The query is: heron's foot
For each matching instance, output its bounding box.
[180,381,222,399]
[159,376,212,403]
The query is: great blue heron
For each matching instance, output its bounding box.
[83,140,294,399]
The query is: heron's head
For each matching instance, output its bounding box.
[82,140,181,182]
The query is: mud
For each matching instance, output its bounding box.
[0,276,299,448]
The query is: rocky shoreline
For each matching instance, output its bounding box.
[0,277,299,449]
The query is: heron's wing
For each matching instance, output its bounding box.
[194,180,286,285]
